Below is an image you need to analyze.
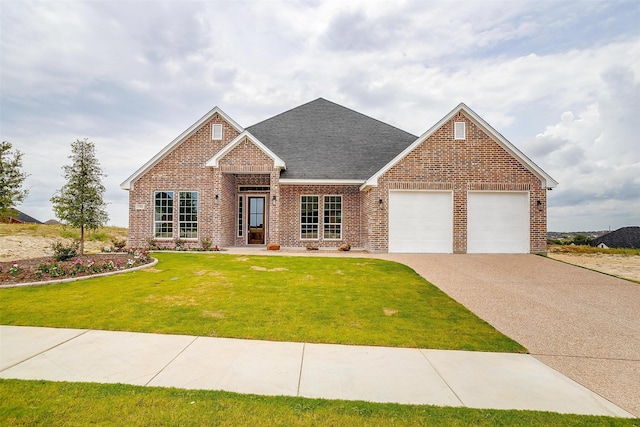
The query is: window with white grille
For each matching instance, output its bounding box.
[179,192,198,239]
[154,191,174,238]
[300,195,319,240]
[323,196,342,240]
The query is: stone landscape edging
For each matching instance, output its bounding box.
[0,257,158,289]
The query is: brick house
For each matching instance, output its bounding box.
[120,98,557,253]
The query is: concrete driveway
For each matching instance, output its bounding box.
[379,253,640,417]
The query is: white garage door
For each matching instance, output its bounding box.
[467,192,530,253]
[389,191,453,253]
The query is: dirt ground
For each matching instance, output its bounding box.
[0,236,109,261]
[546,252,640,283]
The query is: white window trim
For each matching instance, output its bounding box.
[300,194,319,241]
[178,191,199,240]
[212,123,223,140]
[237,195,244,237]
[153,191,174,240]
[454,121,466,140]
[323,195,342,241]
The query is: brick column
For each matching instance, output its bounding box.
[211,169,223,246]
[453,188,467,253]
[268,169,281,244]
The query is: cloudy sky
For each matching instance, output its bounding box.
[1,0,638,231]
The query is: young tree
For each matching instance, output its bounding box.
[0,141,29,220]
[51,138,109,254]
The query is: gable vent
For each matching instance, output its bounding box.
[454,122,466,140]
[212,123,223,140]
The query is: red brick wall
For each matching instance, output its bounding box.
[278,185,361,248]
[364,111,547,253]
[127,109,547,253]
[218,137,275,173]
[126,114,240,248]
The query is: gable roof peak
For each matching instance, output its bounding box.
[206,130,286,169]
[246,98,417,180]
[120,105,243,190]
[362,102,558,190]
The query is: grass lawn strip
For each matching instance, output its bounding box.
[0,380,634,427]
[0,253,524,353]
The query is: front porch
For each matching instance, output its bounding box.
[212,172,280,248]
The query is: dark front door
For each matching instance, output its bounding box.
[248,196,265,244]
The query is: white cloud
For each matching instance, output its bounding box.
[530,66,640,230]
[1,0,638,231]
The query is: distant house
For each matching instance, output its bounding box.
[591,227,640,249]
[121,98,557,253]
[5,210,42,224]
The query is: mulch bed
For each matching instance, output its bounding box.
[0,253,154,285]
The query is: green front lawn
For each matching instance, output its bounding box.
[2,380,634,427]
[0,252,524,352]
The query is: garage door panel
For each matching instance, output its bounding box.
[389,191,452,253]
[467,192,529,254]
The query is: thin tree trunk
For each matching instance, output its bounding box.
[80,224,84,255]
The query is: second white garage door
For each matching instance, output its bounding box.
[467,192,530,253]
[388,191,453,253]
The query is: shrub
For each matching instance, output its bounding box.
[51,241,79,261]
[111,237,127,251]
[147,238,159,250]
[173,237,185,250]
[9,262,20,275]
[201,237,213,250]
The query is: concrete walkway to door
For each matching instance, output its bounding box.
[379,253,640,417]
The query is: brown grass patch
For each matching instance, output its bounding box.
[144,295,198,306]
[250,266,289,272]
[202,310,225,319]
[383,308,399,316]
[194,270,221,276]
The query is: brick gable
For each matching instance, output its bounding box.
[126,114,241,247]
[364,112,547,253]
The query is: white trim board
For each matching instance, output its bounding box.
[361,103,558,191]
[120,107,244,190]
[206,131,286,170]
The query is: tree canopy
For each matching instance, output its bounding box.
[0,141,29,219]
[51,138,109,254]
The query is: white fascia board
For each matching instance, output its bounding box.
[280,179,365,185]
[459,104,559,189]
[120,106,244,190]
[206,131,286,169]
[361,103,558,191]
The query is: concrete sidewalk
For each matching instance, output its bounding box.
[0,325,633,418]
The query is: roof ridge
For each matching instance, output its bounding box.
[247,98,324,129]
[248,97,417,138]
[315,98,418,138]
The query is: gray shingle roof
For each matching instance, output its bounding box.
[10,210,42,224]
[246,98,417,180]
[591,226,640,249]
